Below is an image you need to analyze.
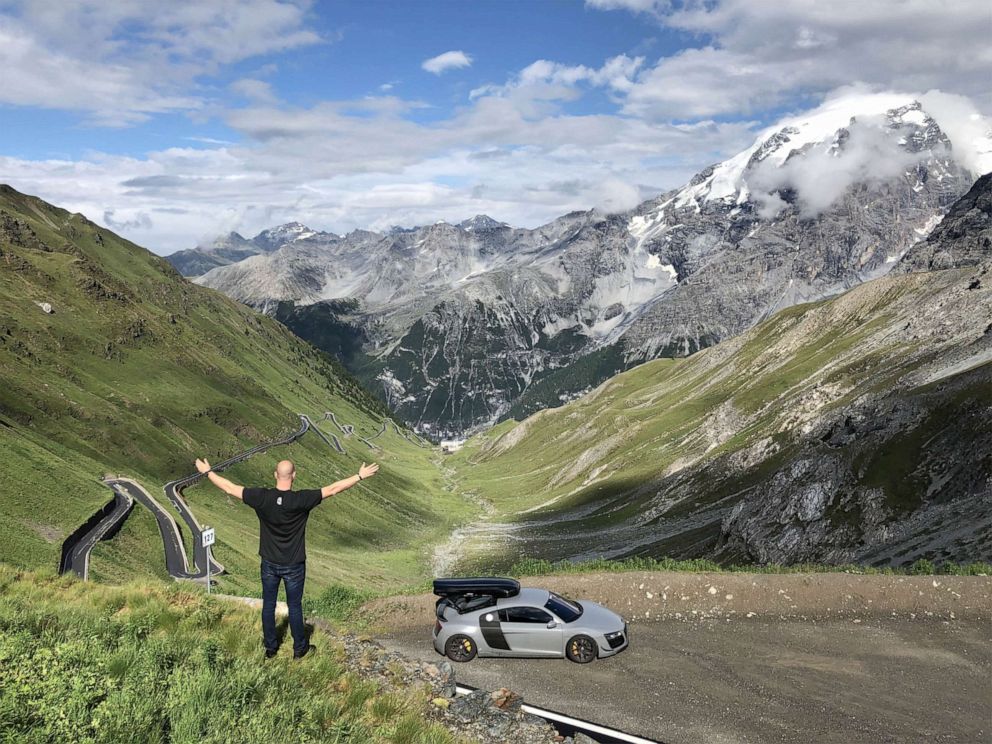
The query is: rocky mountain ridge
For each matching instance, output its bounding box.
[187,93,992,438]
[168,221,335,277]
[447,174,992,567]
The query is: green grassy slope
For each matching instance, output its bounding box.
[448,265,992,567]
[0,567,457,743]
[0,185,470,591]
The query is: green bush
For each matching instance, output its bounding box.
[304,583,375,621]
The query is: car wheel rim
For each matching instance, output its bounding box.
[571,637,595,661]
[449,637,473,660]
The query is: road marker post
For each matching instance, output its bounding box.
[201,527,215,594]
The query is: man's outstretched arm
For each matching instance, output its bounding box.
[321,462,379,499]
[195,458,244,500]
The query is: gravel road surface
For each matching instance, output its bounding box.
[368,572,992,743]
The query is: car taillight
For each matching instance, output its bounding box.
[435,620,443,634]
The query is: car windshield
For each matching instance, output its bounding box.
[545,592,583,623]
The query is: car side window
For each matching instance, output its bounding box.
[499,607,553,624]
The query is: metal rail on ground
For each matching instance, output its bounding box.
[454,684,664,744]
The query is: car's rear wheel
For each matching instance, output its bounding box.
[566,634,598,663]
[444,634,478,662]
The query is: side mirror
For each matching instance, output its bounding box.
[546,620,559,629]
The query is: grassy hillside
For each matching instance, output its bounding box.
[0,567,456,743]
[448,264,992,568]
[0,185,471,591]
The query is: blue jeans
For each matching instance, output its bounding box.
[260,559,308,654]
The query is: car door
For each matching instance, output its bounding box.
[498,606,562,656]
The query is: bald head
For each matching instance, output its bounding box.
[275,460,296,486]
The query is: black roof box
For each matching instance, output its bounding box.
[433,577,520,599]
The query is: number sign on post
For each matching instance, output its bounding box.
[201,527,215,593]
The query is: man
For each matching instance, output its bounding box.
[194,457,379,659]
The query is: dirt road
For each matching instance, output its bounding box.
[367,572,992,743]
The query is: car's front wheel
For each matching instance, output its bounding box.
[565,634,598,663]
[444,634,478,662]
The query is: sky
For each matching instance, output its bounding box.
[0,0,990,255]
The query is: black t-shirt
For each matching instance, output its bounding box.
[242,487,322,565]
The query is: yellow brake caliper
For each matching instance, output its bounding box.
[462,639,472,652]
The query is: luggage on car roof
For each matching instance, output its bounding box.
[432,577,520,599]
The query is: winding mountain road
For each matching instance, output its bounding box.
[61,415,311,581]
[391,420,429,447]
[62,485,135,580]
[164,414,311,578]
[322,410,383,450]
[60,411,422,581]
[106,477,194,577]
[301,413,344,453]
[326,411,354,438]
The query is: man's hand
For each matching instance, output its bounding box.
[321,463,379,499]
[199,460,244,499]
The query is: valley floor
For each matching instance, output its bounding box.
[367,571,992,744]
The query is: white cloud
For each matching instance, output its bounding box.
[468,55,644,124]
[585,0,663,12]
[622,0,992,119]
[918,91,992,176]
[0,0,322,125]
[0,24,200,126]
[230,78,278,104]
[749,118,926,218]
[0,73,756,253]
[422,50,473,75]
[4,0,989,257]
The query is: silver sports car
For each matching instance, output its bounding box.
[432,577,629,663]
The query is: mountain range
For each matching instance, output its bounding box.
[167,221,329,277]
[1,172,988,583]
[446,173,992,568]
[182,93,991,440]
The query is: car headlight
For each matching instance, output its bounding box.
[605,630,624,640]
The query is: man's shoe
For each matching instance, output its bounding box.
[265,649,278,659]
[293,644,315,660]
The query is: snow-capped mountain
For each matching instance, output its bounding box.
[167,222,332,277]
[191,93,991,438]
[458,214,510,231]
[253,221,325,251]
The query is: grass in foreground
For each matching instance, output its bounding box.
[0,566,457,744]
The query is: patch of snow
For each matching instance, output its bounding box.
[898,108,928,126]
[674,91,919,210]
[914,214,944,238]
